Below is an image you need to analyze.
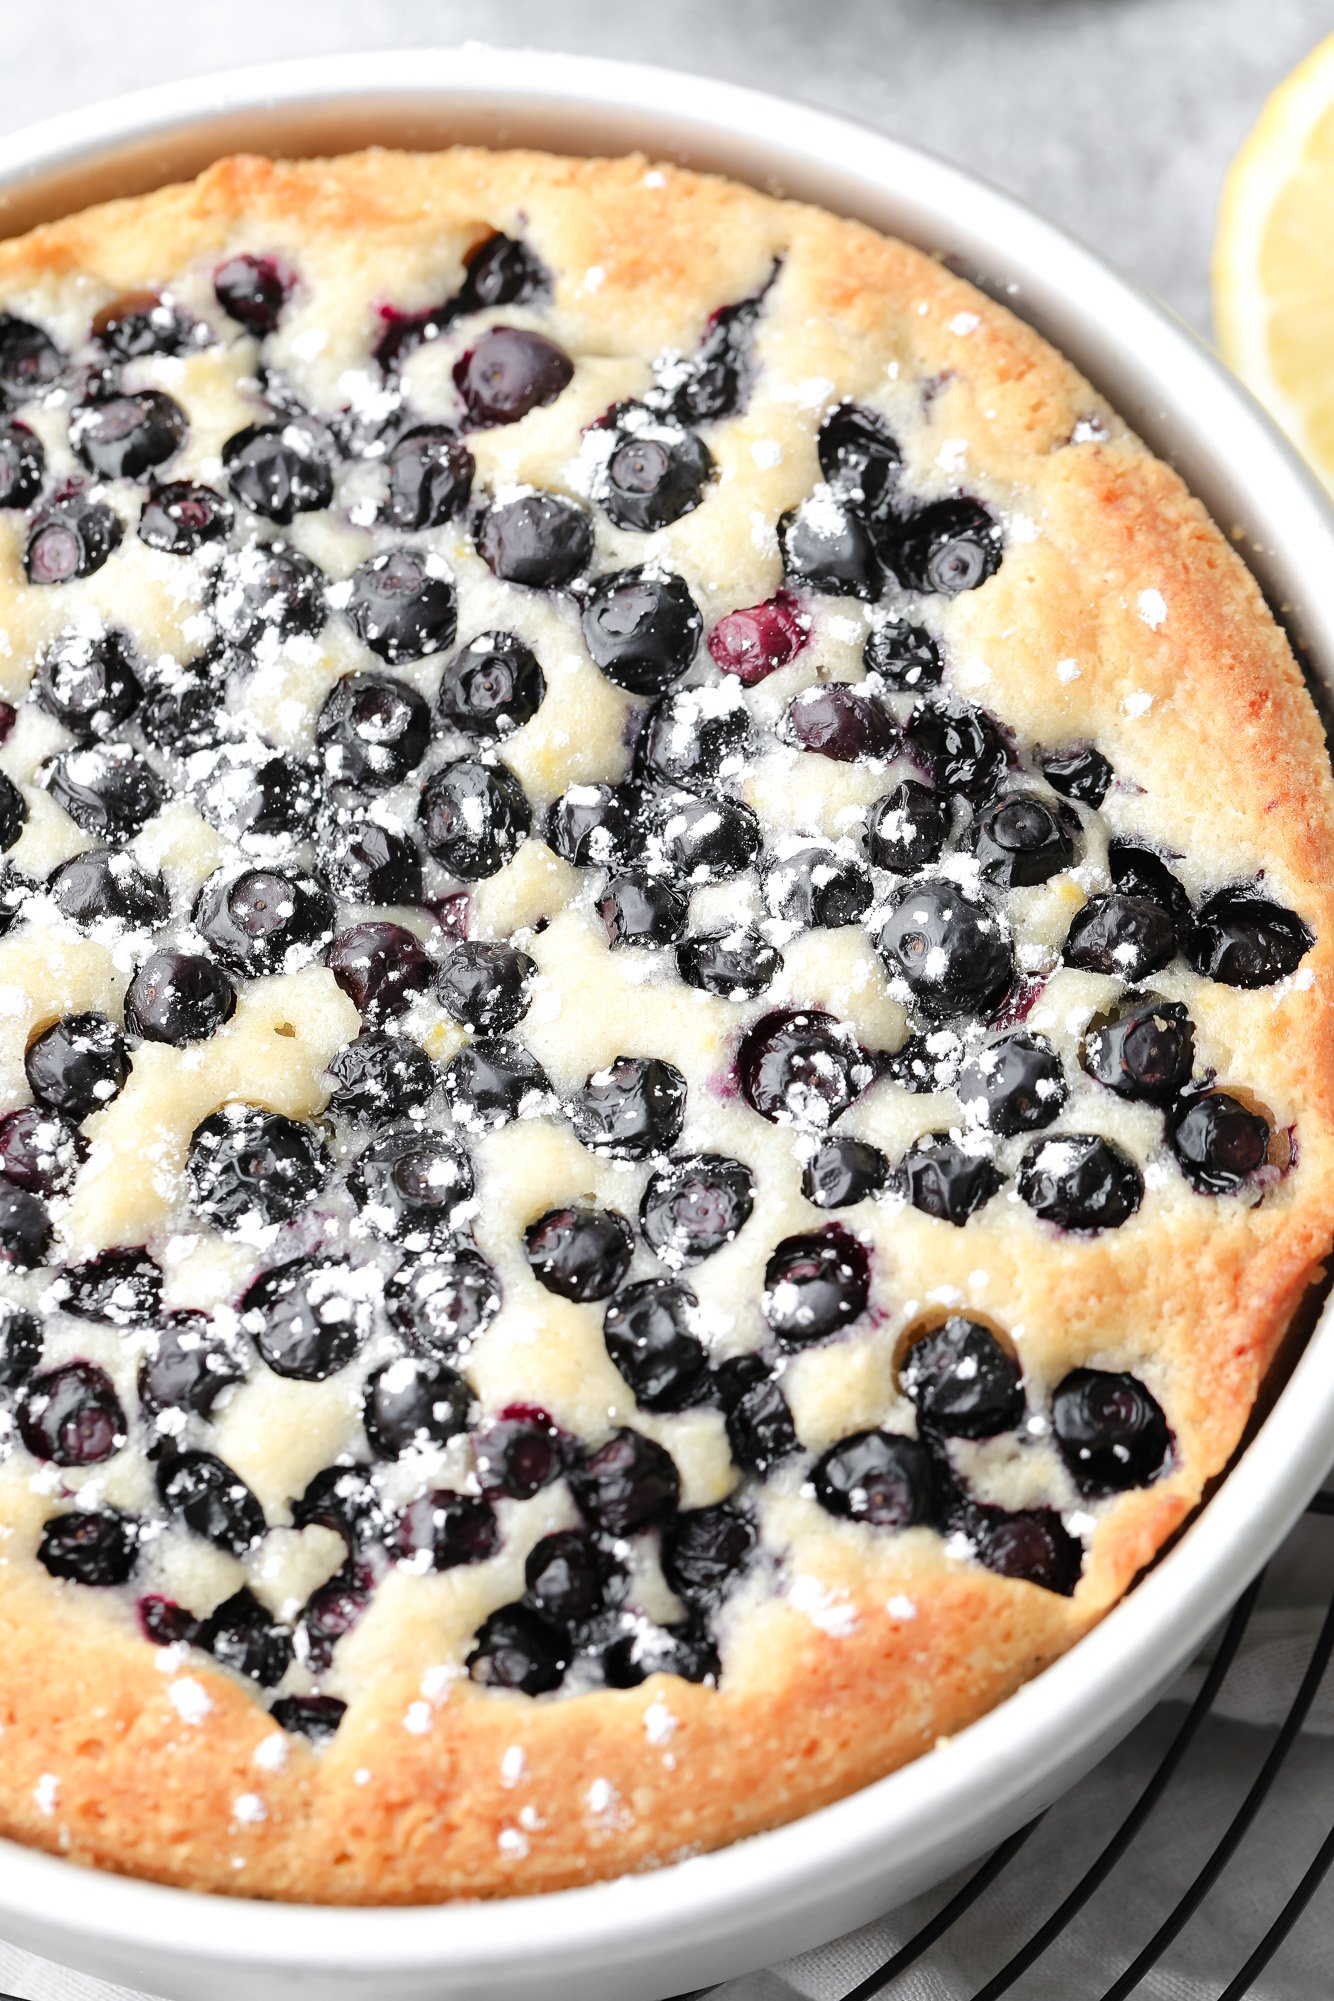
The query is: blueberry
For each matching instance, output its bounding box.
[0,312,62,400]
[863,618,942,692]
[316,671,430,789]
[599,870,689,949]
[363,1355,472,1460]
[139,1595,199,1647]
[882,498,1002,595]
[569,1055,687,1160]
[571,1426,680,1534]
[294,1570,372,1674]
[186,1105,330,1230]
[779,492,881,599]
[581,569,702,694]
[270,1695,348,1743]
[599,1614,719,1688]
[455,327,573,426]
[969,1506,1083,1595]
[240,1258,371,1382]
[895,1131,1004,1225]
[38,1508,140,1587]
[738,1008,873,1127]
[525,1527,620,1624]
[32,629,136,737]
[1018,1133,1143,1231]
[971,791,1079,888]
[384,424,474,529]
[1081,993,1194,1104]
[199,1589,293,1687]
[348,1127,473,1247]
[195,866,333,977]
[473,1404,568,1500]
[782,681,895,761]
[1063,893,1176,980]
[547,781,650,868]
[877,878,1015,1023]
[903,702,1007,801]
[600,416,713,531]
[456,233,550,313]
[0,1108,83,1196]
[443,1037,551,1130]
[0,859,33,936]
[25,498,122,584]
[214,254,289,335]
[0,418,43,507]
[123,949,235,1048]
[477,492,593,590]
[468,1604,568,1694]
[322,818,423,904]
[637,681,752,791]
[867,780,950,874]
[25,1011,127,1121]
[1186,887,1312,988]
[291,1464,384,1555]
[670,292,763,425]
[373,304,449,377]
[812,1430,936,1526]
[436,631,545,737]
[715,1355,798,1476]
[676,925,782,998]
[761,844,872,929]
[432,942,532,1038]
[136,656,228,755]
[603,1277,709,1412]
[138,1314,244,1420]
[708,594,809,684]
[45,743,164,840]
[803,1136,888,1209]
[19,1362,125,1466]
[397,1488,499,1570]
[72,390,186,482]
[0,771,25,854]
[223,421,333,523]
[655,793,761,882]
[346,547,458,663]
[817,402,901,510]
[958,1031,1067,1135]
[211,541,326,644]
[901,1316,1024,1438]
[661,1502,757,1607]
[641,1152,754,1266]
[91,291,199,359]
[763,1228,870,1343]
[1052,1367,1171,1493]
[0,1187,51,1266]
[1167,1091,1270,1194]
[524,1205,634,1302]
[326,1030,435,1126]
[1042,744,1112,807]
[419,758,531,879]
[57,1247,161,1325]
[1107,842,1193,930]
[327,921,432,1021]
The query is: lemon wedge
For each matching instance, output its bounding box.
[1215,32,1334,486]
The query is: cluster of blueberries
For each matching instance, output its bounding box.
[0,231,1314,1727]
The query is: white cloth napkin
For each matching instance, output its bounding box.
[3,1507,1331,2001]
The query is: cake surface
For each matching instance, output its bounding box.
[0,145,1328,1904]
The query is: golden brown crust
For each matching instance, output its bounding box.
[0,145,1331,1903]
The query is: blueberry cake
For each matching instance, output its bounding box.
[0,149,1329,1905]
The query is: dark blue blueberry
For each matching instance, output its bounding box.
[436,631,544,736]
[186,1104,330,1230]
[0,418,43,507]
[45,743,163,840]
[397,1488,499,1570]
[599,1614,719,1688]
[72,390,186,481]
[598,870,689,949]
[1052,1368,1171,1493]
[443,1037,550,1130]
[0,1107,81,1196]
[1064,893,1176,980]
[199,1588,292,1686]
[894,1131,1004,1225]
[969,1505,1083,1595]
[419,758,531,878]
[270,1694,348,1743]
[600,416,713,531]
[882,498,1002,595]
[467,1604,569,1694]
[525,1528,621,1624]
[802,1136,888,1209]
[138,1314,244,1420]
[38,1508,140,1586]
[779,492,881,599]
[223,420,333,523]
[903,701,1006,800]
[524,1205,634,1302]
[1042,744,1112,807]
[641,1152,755,1267]
[214,254,289,335]
[210,541,326,643]
[0,1186,51,1267]
[473,1405,568,1501]
[477,492,593,589]
[25,1011,127,1121]
[877,878,1014,1023]
[958,1031,1067,1134]
[326,920,432,1020]
[48,847,167,929]
[863,617,942,692]
[818,403,901,510]
[1186,887,1313,988]
[812,1430,937,1526]
[547,780,651,868]
[1108,842,1192,930]
[437,940,534,1033]
[56,1247,161,1326]
[346,547,457,663]
[867,780,950,874]
[1017,1133,1143,1231]
[676,925,781,999]
[325,1029,435,1126]
[0,1303,41,1386]
[570,1426,680,1534]
[455,327,573,426]
[715,1355,798,1476]
[25,498,122,584]
[568,1055,687,1160]
[384,424,474,529]
[661,1502,757,1607]
[761,844,872,929]
[457,233,549,313]
[971,790,1079,888]
[91,291,199,359]
[241,1258,371,1381]
[581,569,702,694]
[654,792,761,882]
[603,1277,709,1412]
[637,681,752,791]
[19,1362,125,1466]
[1167,1091,1270,1194]
[292,1465,384,1555]
[322,818,423,905]
[195,866,333,977]
[0,770,24,853]
[317,671,430,788]
[763,1228,870,1343]
[363,1355,472,1459]
[782,681,895,761]
[0,312,62,400]
[669,289,764,425]
[901,1316,1024,1438]
[738,1008,872,1127]
[348,1127,473,1247]
[138,479,232,552]
[1080,994,1194,1104]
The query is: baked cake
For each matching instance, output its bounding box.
[0,147,1328,1904]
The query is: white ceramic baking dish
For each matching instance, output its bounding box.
[0,45,1331,2001]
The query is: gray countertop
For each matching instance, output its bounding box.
[5,0,1331,334]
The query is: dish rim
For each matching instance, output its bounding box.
[0,42,1331,1997]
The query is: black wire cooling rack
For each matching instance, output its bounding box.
[671,1488,1334,2001]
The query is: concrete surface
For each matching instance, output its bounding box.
[4,0,1330,335]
